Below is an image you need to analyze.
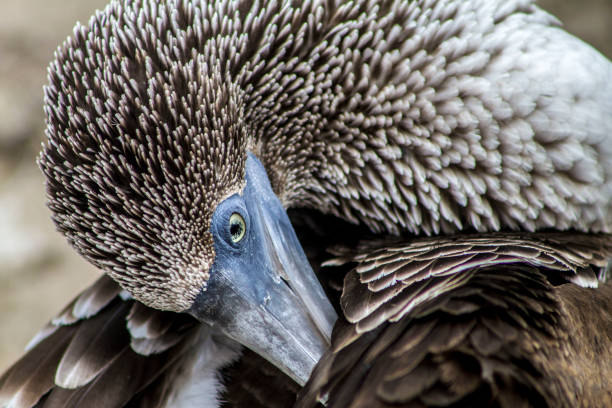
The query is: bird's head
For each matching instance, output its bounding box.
[39,1,335,386]
[37,0,612,387]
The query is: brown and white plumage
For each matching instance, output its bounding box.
[2,0,612,406]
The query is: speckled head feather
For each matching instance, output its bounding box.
[40,1,249,310]
[40,0,612,310]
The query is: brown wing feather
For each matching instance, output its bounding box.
[0,276,200,408]
[43,331,198,408]
[127,303,195,356]
[341,233,612,331]
[50,276,120,328]
[1,273,303,408]
[54,300,132,389]
[298,232,612,408]
[0,327,76,408]
[26,276,120,350]
[127,302,174,340]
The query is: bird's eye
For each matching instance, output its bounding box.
[229,213,246,243]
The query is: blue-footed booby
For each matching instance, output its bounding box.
[1,0,612,407]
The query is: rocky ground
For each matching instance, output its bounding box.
[0,0,611,371]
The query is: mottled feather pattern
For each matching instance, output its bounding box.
[39,0,612,313]
[0,276,201,408]
[298,234,612,407]
[239,0,612,235]
[40,0,249,311]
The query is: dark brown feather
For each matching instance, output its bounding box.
[0,276,203,408]
[220,349,306,408]
[0,327,76,408]
[43,331,198,408]
[297,232,612,408]
[51,275,120,327]
[127,304,195,356]
[127,303,174,340]
[341,233,612,330]
[54,300,131,389]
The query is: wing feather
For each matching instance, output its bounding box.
[0,276,201,408]
[55,301,131,389]
[51,276,120,328]
[340,233,612,328]
[298,232,612,407]
[43,331,198,408]
[0,327,76,408]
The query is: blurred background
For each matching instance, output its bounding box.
[0,0,611,370]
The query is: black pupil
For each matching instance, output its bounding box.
[230,220,242,238]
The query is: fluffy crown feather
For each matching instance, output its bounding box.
[39,0,612,310]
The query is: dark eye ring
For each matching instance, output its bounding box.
[229,213,246,243]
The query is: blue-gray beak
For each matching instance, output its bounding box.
[189,154,337,385]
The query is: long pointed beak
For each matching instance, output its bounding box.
[189,154,337,385]
[255,178,337,345]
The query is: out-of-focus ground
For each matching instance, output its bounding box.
[0,0,611,371]
[0,0,109,370]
